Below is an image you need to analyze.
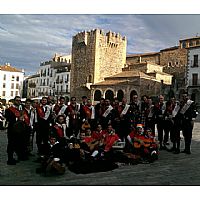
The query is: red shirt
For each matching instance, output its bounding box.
[91,130,106,140]
[84,136,93,143]
[104,132,119,152]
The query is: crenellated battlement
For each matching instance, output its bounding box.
[73,29,126,47]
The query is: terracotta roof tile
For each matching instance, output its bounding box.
[0,65,22,72]
[105,70,152,79]
[126,52,159,58]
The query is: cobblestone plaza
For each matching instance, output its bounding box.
[0,120,200,186]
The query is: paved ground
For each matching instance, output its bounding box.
[0,120,200,185]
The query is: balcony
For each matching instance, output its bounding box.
[28,82,36,88]
[51,61,71,68]
[40,61,52,66]
[188,80,200,88]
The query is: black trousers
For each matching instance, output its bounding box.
[182,120,194,152]
[145,118,155,135]
[170,120,181,150]
[7,127,17,160]
[163,119,173,143]
[37,120,50,154]
[7,124,27,160]
[157,120,164,145]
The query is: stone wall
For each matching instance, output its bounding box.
[71,29,127,100]
[140,79,162,97]
[126,47,188,77]
[96,31,126,83]
[91,77,163,103]
[160,47,188,75]
[126,53,160,65]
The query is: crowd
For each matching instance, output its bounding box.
[1,92,198,175]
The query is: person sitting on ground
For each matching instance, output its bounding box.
[91,124,106,141]
[36,135,65,176]
[103,124,120,152]
[127,124,158,162]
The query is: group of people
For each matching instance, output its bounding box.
[2,92,198,175]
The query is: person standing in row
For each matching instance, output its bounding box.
[81,98,96,130]
[100,99,113,130]
[129,94,142,129]
[145,97,156,135]
[22,98,33,157]
[180,93,198,154]
[119,98,131,140]
[67,97,81,137]
[5,96,23,165]
[95,98,105,125]
[154,95,166,150]
[30,99,39,154]
[169,98,182,154]
[36,96,52,155]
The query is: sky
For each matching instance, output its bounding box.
[1,14,200,75]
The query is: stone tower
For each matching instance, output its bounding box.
[70,29,127,101]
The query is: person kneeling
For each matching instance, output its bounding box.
[36,135,65,176]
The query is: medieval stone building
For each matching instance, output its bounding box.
[91,62,172,103]
[70,29,127,101]
[70,29,200,103]
[126,45,188,99]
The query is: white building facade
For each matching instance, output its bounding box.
[27,54,71,100]
[187,46,200,106]
[0,63,24,102]
[27,74,40,98]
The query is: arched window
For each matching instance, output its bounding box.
[105,90,114,102]
[117,90,124,102]
[94,90,102,101]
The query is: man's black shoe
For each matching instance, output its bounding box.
[7,159,17,165]
[160,145,167,150]
[18,156,29,161]
[173,149,180,154]
[28,152,35,157]
[167,147,176,152]
[163,142,170,146]
[181,150,191,154]
[181,150,186,153]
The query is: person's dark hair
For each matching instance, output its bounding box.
[42,96,48,100]
[82,96,87,99]
[141,95,147,101]
[56,114,66,123]
[25,98,32,103]
[59,96,65,101]
[14,96,21,101]
[96,124,102,129]
[70,96,76,101]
